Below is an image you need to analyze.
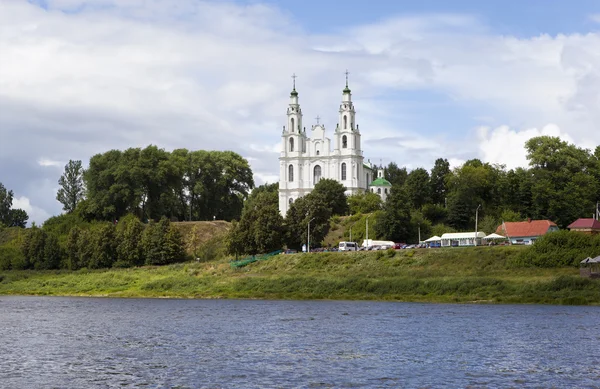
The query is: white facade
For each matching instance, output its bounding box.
[278,80,375,216]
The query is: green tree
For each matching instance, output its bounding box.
[374,187,412,242]
[0,183,28,227]
[141,218,184,265]
[56,160,86,213]
[88,223,117,269]
[115,214,145,267]
[21,227,61,270]
[285,193,331,250]
[65,226,83,270]
[430,158,451,205]
[405,168,431,209]
[384,162,408,187]
[347,192,382,214]
[312,178,348,216]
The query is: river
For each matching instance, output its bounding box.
[0,296,598,388]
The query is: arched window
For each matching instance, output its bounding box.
[289,138,294,152]
[313,165,322,184]
[316,150,320,156]
[384,188,388,194]
[377,188,381,194]
[341,163,347,180]
[291,118,295,132]
[371,188,374,192]
[342,135,347,149]
[289,197,294,205]
[343,115,347,129]
[288,164,294,182]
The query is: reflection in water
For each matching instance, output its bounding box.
[1,297,599,388]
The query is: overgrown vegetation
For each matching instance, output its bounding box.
[512,231,600,267]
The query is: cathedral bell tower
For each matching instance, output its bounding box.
[335,70,361,155]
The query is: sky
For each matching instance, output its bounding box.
[0,0,599,225]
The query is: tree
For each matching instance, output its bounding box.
[8,209,28,228]
[227,184,286,256]
[141,218,185,265]
[88,223,117,269]
[348,192,382,214]
[115,214,145,267]
[21,227,61,270]
[430,158,450,205]
[0,183,28,228]
[384,162,408,187]
[312,178,348,216]
[405,168,431,209]
[375,186,412,242]
[285,192,331,250]
[56,160,86,213]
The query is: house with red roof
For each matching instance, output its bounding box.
[567,218,600,235]
[496,219,559,245]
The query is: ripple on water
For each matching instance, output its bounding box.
[0,297,599,388]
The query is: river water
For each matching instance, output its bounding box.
[0,296,598,388]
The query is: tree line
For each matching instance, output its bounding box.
[0,214,185,271]
[0,183,29,228]
[56,146,254,222]
[228,136,600,255]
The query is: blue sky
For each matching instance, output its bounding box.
[2,0,600,224]
[258,0,599,36]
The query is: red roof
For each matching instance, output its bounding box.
[496,220,557,238]
[567,218,600,230]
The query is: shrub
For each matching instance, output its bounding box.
[511,231,600,267]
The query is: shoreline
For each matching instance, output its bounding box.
[1,248,599,305]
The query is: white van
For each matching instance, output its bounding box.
[339,241,358,251]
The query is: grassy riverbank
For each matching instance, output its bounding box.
[1,246,598,305]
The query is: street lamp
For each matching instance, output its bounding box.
[474,204,481,246]
[307,217,315,253]
[366,214,370,248]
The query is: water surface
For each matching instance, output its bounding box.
[1,296,599,388]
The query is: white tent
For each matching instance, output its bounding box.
[483,233,506,240]
[424,236,441,242]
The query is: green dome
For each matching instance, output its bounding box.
[370,177,392,187]
[290,89,298,97]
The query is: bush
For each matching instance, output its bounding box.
[511,231,600,267]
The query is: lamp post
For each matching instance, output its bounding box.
[366,214,370,248]
[307,217,315,253]
[474,204,481,246]
[349,224,353,243]
[418,223,421,244]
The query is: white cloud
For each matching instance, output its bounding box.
[12,196,52,226]
[38,158,63,167]
[590,14,600,23]
[0,1,599,223]
[476,123,575,170]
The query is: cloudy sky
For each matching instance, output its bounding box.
[1,0,599,224]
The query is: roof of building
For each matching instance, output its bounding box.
[441,232,486,239]
[567,218,600,230]
[370,177,392,187]
[496,220,557,238]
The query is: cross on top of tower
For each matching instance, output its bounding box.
[291,73,297,90]
[345,69,349,87]
[315,115,321,125]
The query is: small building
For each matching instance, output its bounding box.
[440,232,486,247]
[567,218,600,235]
[496,219,558,245]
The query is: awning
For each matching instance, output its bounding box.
[483,233,506,240]
[424,236,441,242]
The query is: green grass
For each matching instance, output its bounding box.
[1,246,598,305]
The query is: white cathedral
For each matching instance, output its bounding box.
[278,73,392,216]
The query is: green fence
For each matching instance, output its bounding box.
[230,249,284,268]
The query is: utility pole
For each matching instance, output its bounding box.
[418,223,421,244]
[307,217,315,253]
[474,204,481,246]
